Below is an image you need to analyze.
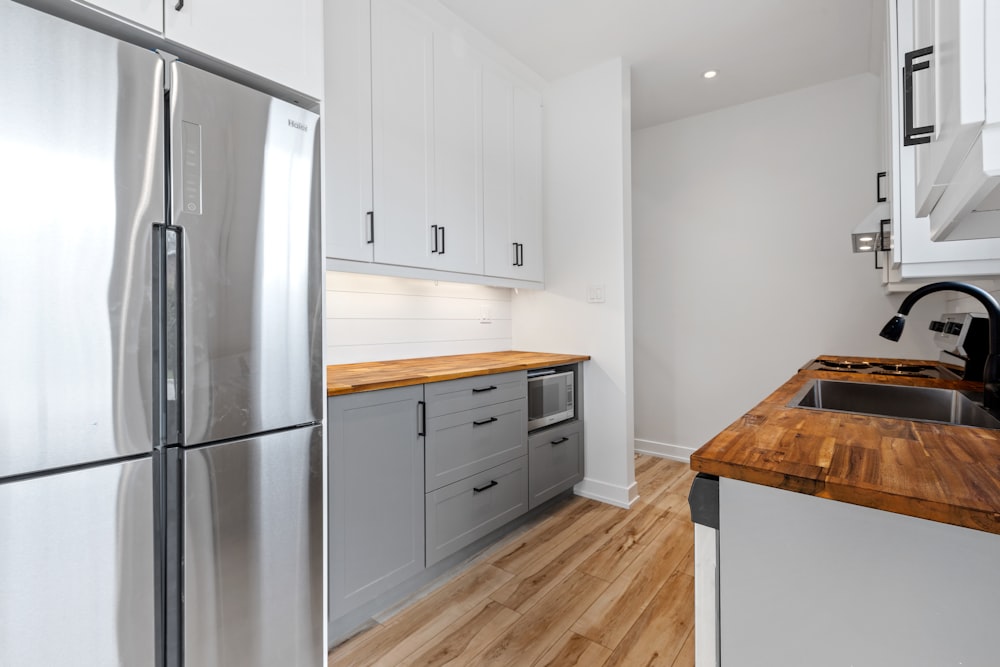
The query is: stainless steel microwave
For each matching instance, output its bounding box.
[527,369,575,431]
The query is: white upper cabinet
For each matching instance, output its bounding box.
[428,29,484,274]
[884,0,1000,279]
[163,0,322,98]
[324,0,374,262]
[511,86,543,282]
[325,0,544,287]
[909,1,984,218]
[483,69,543,282]
[74,0,162,31]
[898,0,1000,242]
[370,0,435,270]
[61,0,323,97]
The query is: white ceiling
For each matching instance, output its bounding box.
[438,0,883,130]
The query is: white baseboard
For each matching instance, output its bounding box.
[574,477,638,509]
[635,438,695,463]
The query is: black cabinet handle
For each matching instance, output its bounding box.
[175,0,184,10]
[903,46,934,146]
[472,385,497,393]
[876,172,886,203]
[512,242,519,266]
[417,400,426,437]
[439,226,445,254]
[473,480,498,493]
[551,437,569,445]
[366,211,374,244]
[879,218,891,252]
[473,417,498,427]
[431,225,439,253]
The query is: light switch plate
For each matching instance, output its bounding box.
[587,284,606,303]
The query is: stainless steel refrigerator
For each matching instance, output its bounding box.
[0,2,324,665]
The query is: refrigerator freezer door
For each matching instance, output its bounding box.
[169,62,323,447]
[0,457,155,665]
[0,1,164,478]
[179,426,323,667]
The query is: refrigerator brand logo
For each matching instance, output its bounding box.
[287,119,308,131]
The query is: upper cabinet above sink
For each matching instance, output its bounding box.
[897,0,1000,243]
[876,0,1000,284]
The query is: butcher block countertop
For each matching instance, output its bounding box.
[690,355,1000,535]
[327,351,590,397]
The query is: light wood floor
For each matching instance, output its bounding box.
[328,454,697,667]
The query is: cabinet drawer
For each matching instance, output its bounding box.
[426,398,527,491]
[425,456,528,566]
[528,421,583,509]
[424,371,525,418]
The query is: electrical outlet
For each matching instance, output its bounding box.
[587,284,606,303]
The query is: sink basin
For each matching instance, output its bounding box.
[789,379,1000,429]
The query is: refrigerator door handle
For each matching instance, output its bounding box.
[153,224,182,448]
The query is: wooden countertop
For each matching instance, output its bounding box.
[691,355,1000,535]
[327,351,590,396]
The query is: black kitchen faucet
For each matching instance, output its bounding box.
[879,281,1000,414]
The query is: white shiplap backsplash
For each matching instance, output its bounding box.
[325,271,513,364]
[945,280,1000,315]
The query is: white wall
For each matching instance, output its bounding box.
[326,272,512,364]
[632,73,945,458]
[512,58,636,508]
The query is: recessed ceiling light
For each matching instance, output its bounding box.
[703,70,718,79]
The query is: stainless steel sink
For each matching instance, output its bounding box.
[789,379,1000,429]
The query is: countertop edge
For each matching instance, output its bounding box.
[327,351,591,397]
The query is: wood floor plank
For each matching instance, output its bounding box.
[670,628,695,667]
[329,564,513,667]
[532,631,611,667]
[489,498,614,574]
[471,571,610,667]
[571,516,690,649]
[576,500,671,582]
[396,600,521,667]
[602,571,695,667]
[489,504,630,612]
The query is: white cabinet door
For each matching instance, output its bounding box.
[324,0,374,262]
[74,0,162,30]
[163,0,322,98]
[911,0,985,220]
[512,86,543,283]
[429,30,483,275]
[887,0,1000,278]
[483,70,543,283]
[483,69,515,278]
[370,0,435,269]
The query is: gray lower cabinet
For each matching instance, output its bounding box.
[328,386,425,620]
[425,397,527,491]
[528,420,584,509]
[425,456,529,566]
[424,370,526,418]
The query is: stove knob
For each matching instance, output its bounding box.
[929,320,946,332]
[945,322,963,335]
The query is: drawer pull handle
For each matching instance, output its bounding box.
[473,480,498,493]
[551,437,569,445]
[472,385,497,393]
[473,417,498,427]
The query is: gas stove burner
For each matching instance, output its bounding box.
[871,370,932,378]
[819,360,873,370]
[874,363,936,373]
